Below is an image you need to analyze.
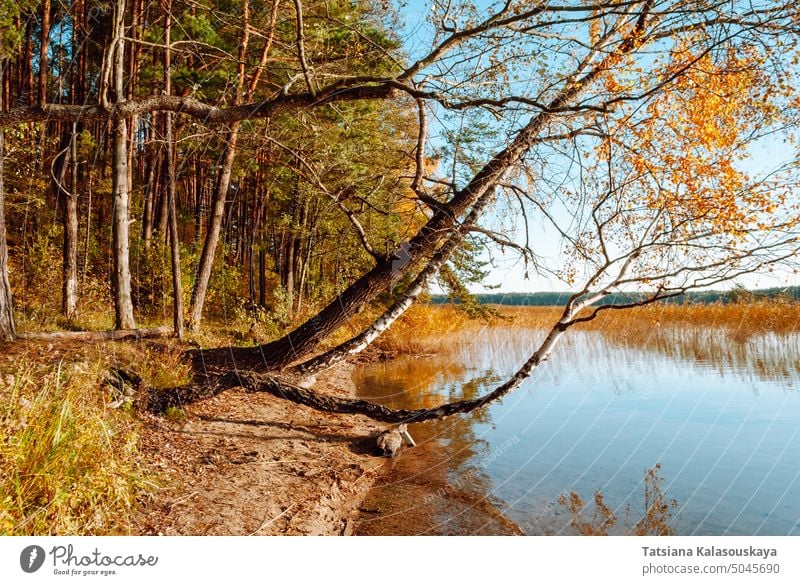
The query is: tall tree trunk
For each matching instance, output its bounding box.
[0,58,16,341]
[188,0,252,331]
[283,201,296,314]
[248,243,255,309]
[53,126,79,320]
[224,180,237,248]
[154,138,169,240]
[110,0,136,330]
[258,249,266,307]
[82,162,92,279]
[21,20,33,105]
[257,176,269,308]
[294,204,311,314]
[62,183,79,320]
[39,0,51,105]
[62,6,82,320]
[141,118,157,248]
[193,156,203,247]
[164,0,184,338]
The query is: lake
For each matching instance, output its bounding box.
[351,320,800,535]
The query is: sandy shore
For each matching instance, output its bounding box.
[135,361,388,535]
[136,353,524,536]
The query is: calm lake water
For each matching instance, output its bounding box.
[352,323,800,535]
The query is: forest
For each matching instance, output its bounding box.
[0,0,426,340]
[431,287,800,307]
[1,0,800,535]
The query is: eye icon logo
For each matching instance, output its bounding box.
[20,545,46,573]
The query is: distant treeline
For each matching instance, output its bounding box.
[430,287,800,307]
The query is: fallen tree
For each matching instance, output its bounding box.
[17,326,173,342]
[149,216,800,422]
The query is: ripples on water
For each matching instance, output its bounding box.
[352,324,800,535]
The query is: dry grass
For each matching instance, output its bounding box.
[348,302,800,354]
[557,491,618,536]
[374,302,800,382]
[0,359,153,535]
[497,301,800,337]
[370,304,504,355]
[0,339,194,535]
[376,301,800,353]
[100,342,191,389]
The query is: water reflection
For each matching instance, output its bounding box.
[352,324,800,535]
[605,326,800,387]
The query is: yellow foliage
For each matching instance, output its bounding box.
[601,46,791,235]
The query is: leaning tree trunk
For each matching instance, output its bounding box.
[149,308,572,423]
[292,192,495,376]
[188,126,239,331]
[247,36,625,370]
[110,0,136,330]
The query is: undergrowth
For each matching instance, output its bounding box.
[0,358,155,535]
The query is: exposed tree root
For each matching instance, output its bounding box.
[141,366,521,423]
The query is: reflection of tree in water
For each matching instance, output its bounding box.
[427,369,500,486]
[356,360,498,459]
[353,359,519,535]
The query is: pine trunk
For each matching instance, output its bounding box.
[187,6,251,332]
[164,1,184,338]
[38,0,51,105]
[63,131,79,320]
[188,126,239,331]
[0,59,16,340]
[141,114,157,248]
[111,1,136,330]
[52,126,79,320]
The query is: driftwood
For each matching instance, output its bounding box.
[18,326,173,342]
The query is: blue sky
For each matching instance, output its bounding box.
[391,1,800,293]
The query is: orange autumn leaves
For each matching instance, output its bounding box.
[601,47,789,236]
